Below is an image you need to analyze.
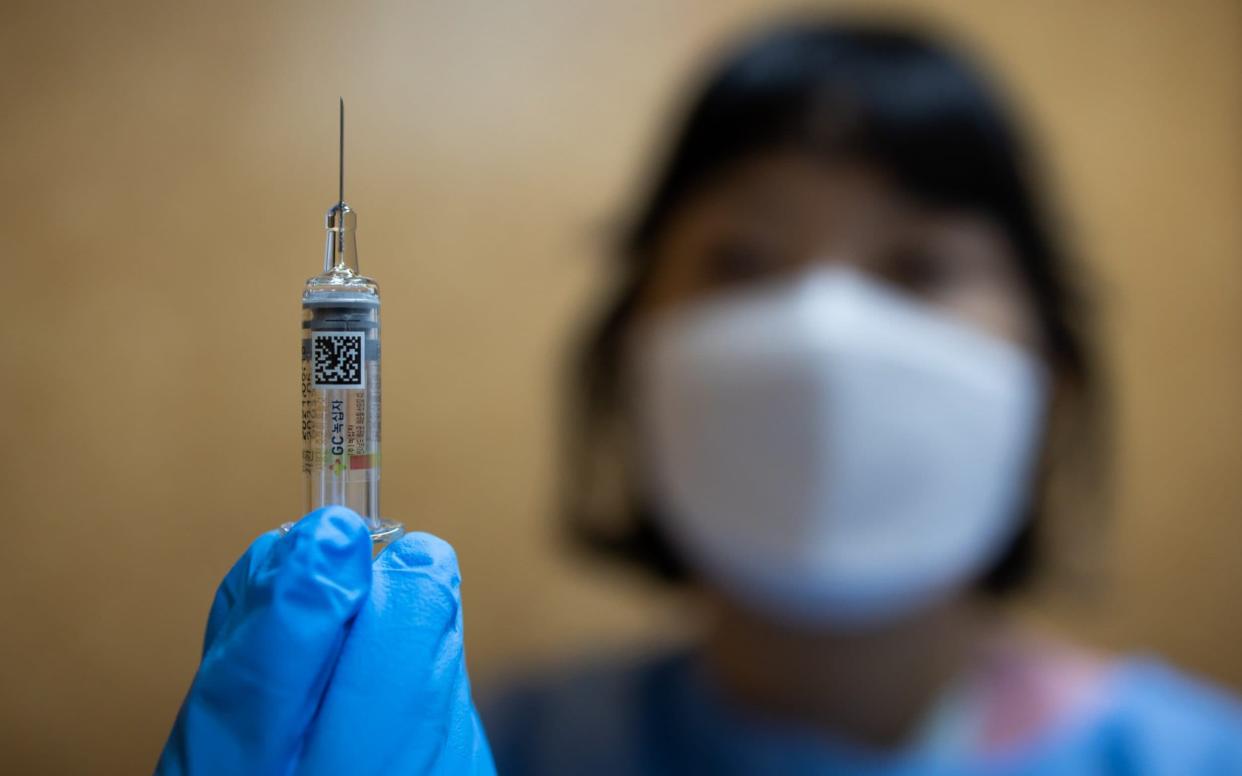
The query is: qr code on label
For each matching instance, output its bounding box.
[312,332,365,388]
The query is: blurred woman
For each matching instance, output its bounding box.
[482,18,1242,775]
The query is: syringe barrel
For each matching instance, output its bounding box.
[301,290,381,527]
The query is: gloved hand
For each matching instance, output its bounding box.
[156,507,495,775]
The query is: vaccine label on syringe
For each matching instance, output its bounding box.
[311,331,366,388]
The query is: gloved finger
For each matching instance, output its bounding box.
[156,507,374,776]
[295,532,496,775]
[202,530,281,657]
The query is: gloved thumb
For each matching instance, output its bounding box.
[156,507,374,775]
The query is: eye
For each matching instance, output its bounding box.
[703,237,782,287]
[878,247,957,296]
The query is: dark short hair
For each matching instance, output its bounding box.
[562,17,1107,595]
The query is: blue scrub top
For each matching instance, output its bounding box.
[482,650,1242,775]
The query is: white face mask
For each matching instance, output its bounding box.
[631,266,1047,626]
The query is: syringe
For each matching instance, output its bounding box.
[289,99,403,550]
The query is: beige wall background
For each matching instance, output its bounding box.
[1,0,1239,772]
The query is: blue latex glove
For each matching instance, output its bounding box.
[156,507,495,775]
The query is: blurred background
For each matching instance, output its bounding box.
[0,0,1239,772]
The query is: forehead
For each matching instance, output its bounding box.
[669,151,1020,273]
[682,152,912,240]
